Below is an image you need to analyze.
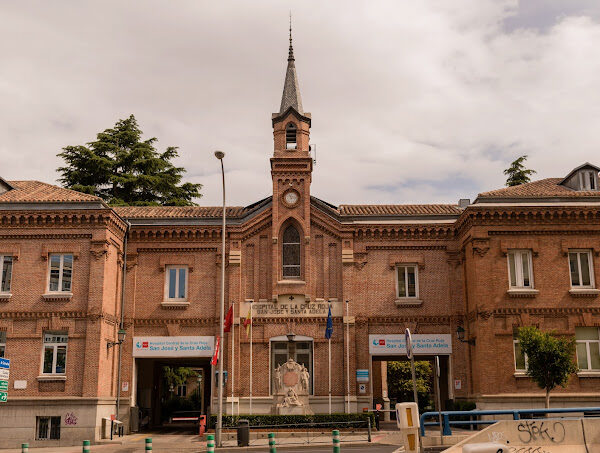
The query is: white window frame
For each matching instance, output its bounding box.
[41,332,68,375]
[568,250,595,289]
[1,255,12,293]
[164,266,188,301]
[576,327,600,371]
[579,170,597,191]
[47,254,73,293]
[396,264,419,298]
[507,250,534,289]
[513,338,528,372]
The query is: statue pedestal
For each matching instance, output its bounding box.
[274,405,312,415]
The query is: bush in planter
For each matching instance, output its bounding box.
[208,413,375,429]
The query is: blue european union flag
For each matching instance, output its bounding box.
[325,305,333,339]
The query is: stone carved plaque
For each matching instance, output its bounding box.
[243,297,342,319]
[273,358,313,414]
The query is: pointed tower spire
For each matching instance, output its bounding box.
[279,14,303,114]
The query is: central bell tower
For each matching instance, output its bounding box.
[271,25,313,295]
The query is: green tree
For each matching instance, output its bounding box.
[517,326,578,408]
[163,366,198,391]
[57,115,201,205]
[504,155,536,187]
[387,361,432,412]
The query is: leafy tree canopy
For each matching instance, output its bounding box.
[387,361,432,411]
[504,155,536,187]
[57,115,201,206]
[163,366,198,389]
[517,326,578,408]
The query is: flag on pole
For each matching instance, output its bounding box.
[325,305,333,339]
[243,306,252,337]
[211,335,220,365]
[224,305,234,333]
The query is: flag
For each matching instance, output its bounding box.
[325,305,333,339]
[224,305,234,333]
[211,335,220,366]
[243,306,252,337]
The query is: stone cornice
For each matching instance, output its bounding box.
[0,233,92,240]
[457,205,600,237]
[0,209,127,237]
[347,224,455,240]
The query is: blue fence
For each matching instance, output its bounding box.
[419,406,600,436]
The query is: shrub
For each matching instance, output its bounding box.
[208,413,375,429]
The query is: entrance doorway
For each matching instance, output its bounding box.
[372,355,451,416]
[135,358,211,430]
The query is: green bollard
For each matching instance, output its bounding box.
[21,444,28,453]
[207,434,215,452]
[332,429,340,453]
[145,437,152,451]
[82,440,90,453]
[268,432,276,453]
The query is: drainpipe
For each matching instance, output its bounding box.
[116,221,130,421]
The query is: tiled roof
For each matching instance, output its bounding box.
[0,181,102,203]
[338,204,462,216]
[477,178,600,199]
[113,206,247,219]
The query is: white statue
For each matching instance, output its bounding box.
[300,366,310,392]
[281,387,302,407]
[273,367,281,394]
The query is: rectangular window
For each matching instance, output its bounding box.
[42,332,68,375]
[396,265,418,298]
[36,416,61,440]
[513,331,528,372]
[48,254,73,292]
[507,250,533,288]
[0,331,5,358]
[165,266,188,300]
[1,256,12,293]
[569,250,594,288]
[576,327,600,371]
[176,385,187,397]
[579,170,597,191]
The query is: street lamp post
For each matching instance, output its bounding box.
[215,151,226,447]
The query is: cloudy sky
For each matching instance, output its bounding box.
[1,1,600,207]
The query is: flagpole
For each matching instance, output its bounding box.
[328,336,332,414]
[249,301,253,415]
[345,299,350,414]
[231,302,235,416]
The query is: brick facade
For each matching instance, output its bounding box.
[1,46,600,447]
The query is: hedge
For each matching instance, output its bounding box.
[208,413,375,429]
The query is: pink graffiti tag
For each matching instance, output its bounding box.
[65,412,78,426]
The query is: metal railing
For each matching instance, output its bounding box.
[420,406,600,436]
[224,419,372,446]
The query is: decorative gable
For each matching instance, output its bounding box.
[0,177,14,196]
[559,163,600,192]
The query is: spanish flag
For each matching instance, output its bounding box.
[243,305,252,337]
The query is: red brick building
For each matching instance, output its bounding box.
[1,38,600,447]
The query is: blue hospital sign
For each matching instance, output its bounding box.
[369,334,452,356]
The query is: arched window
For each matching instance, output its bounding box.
[282,225,301,279]
[285,123,297,149]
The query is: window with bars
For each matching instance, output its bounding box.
[396,265,418,298]
[36,416,61,440]
[0,331,5,358]
[508,250,534,289]
[1,255,12,293]
[165,266,188,301]
[270,340,313,394]
[42,332,67,375]
[576,327,600,371]
[282,226,301,279]
[48,254,73,292]
[569,250,594,288]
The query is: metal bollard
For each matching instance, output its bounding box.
[145,437,152,451]
[207,434,215,452]
[82,440,90,453]
[21,444,28,453]
[332,429,340,453]
[269,432,276,453]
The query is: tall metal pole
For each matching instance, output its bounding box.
[249,302,253,415]
[345,300,350,414]
[231,302,235,417]
[116,222,129,422]
[328,336,332,414]
[215,151,226,447]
